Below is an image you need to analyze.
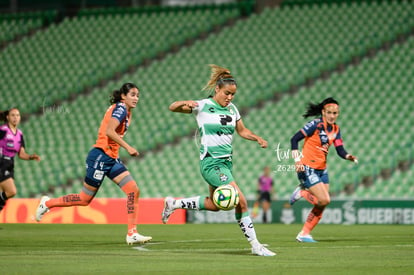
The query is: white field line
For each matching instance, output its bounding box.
[130,239,414,252]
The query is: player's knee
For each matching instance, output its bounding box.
[319,197,330,207]
[238,196,248,212]
[6,190,17,198]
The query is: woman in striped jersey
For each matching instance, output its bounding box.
[162,64,276,256]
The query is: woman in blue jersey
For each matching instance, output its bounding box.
[162,64,276,256]
[0,108,41,212]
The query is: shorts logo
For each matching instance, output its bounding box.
[219,173,228,182]
[93,170,104,180]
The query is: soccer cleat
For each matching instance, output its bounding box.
[126,233,152,245]
[289,186,303,205]
[251,243,276,256]
[161,196,175,224]
[296,231,317,243]
[35,196,50,222]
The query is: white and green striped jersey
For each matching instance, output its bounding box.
[192,98,241,159]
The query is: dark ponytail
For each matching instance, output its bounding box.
[0,110,8,123]
[303,97,339,118]
[110,83,138,104]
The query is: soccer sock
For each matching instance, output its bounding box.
[237,213,258,243]
[0,191,8,202]
[300,190,319,206]
[302,206,324,235]
[0,192,7,211]
[173,196,201,210]
[120,180,140,235]
[45,191,93,208]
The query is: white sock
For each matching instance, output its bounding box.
[238,216,258,243]
[173,196,200,210]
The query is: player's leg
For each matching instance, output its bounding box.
[297,183,330,242]
[35,148,105,222]
[290,167,323,205]
[35,182,97,221]
[162,185,218,223]
[261,196,270,224]
[231,182,275,256]
[162,157,227,223]
[296,168,330,242]
[111,169,152,244]
[0,178,17,212]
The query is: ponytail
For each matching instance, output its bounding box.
[0,110,8,123]
[303,97,339,118]
[110,83,138,104]
[202,64,237,91]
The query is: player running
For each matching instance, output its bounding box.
[35,83,152,245]
[289,97,357,242]
[162,64,276,256]
[0,108,41,212]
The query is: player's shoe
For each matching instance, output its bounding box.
[35,196,50,222]
[161,196,175,224]
[126,233,152,245]
[296,231,317,243]
[289,186,303,205]
[251,242,276,256]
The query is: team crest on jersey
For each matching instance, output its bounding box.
[228,106,234,115]
[219,173,228,182]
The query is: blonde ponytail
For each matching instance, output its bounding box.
[202,64,236,91]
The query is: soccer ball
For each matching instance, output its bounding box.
[213,184,240,210]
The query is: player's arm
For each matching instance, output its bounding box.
[18,147,41,161]
[290,130,306,172]
[106,118,138,156]
[236,119,267,148]
[334,135,357,163]
[17,136,40,161]
[169,100,198,113]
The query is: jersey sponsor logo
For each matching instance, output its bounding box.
[219,115,232,125]
[93,170,104,180]
[6,142,14,148]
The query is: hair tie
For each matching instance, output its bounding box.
[217,78,236,85]
[324,103,338,108]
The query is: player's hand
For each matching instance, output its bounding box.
[30,154,41,162]
[295,161,305,172]
[183,101,198,109]
[257,137,268,148]
[127,146,139,157]
[346,154,358,164]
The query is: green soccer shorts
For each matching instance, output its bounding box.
[200,156,234,187]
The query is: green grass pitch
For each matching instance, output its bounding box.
[1,224,413,274]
